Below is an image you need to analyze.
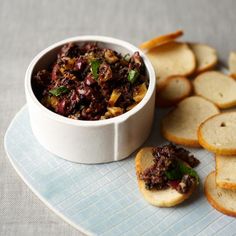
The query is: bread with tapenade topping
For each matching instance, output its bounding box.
[205,171,236,217]
[161,96,219,147]
[216,154,236,190]
[135,147,197,207]
[198,112,236,155]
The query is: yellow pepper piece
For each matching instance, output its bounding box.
[107,107,124,117]
[133,83,147,102]
[108,89,121,107]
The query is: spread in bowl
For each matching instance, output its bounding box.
[25,36,156,163]
[32,42,149,120]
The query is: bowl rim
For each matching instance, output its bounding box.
[25,35,156,127]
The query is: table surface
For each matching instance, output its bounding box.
[1,0,236,235]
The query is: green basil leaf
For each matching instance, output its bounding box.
[165,168,182,180]
[49,86,69,97]
[91,60,101,80]
[128,69,139,84]
[165,161,199,184]
[178,161,199,184]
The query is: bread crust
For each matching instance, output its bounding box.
[156,76,192,108]
[161,123,200,147]
[230,74,236,79]
[216,182,236,189]
[198,112,236,155]
[204,171,236,217]
[189,43,218,74]
[215,154,236,190]
[229,52,236,80]
[139,30,183,51]
[135,147,196,207]
[195,63,216,75]
[193,94,236,109]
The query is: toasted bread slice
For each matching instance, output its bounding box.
[139,30,183,51]
[146,42,196,84]
[156,76,192,107]
[161,96,219,147]
[229,52,236,79]
[216,154,236,190]
[189,43,217,74]
[135,147,196,207]
[205,171,236,217]
[198,112,236,155]
[193,71,236,109]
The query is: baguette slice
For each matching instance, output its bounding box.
[193,71,236,109]
[161,96,219,147]
[198,112,236,155]
[216,154,236,190]
[205,171,236,217]
[139,30,183,51]
[156,76,192,107]
[135,147,196,207]
[189,43,217,74]
[229,52,236,79]
[146,42,196,84]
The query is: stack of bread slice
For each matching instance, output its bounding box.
[160,71,236,149]
[198,112,236,217]
[141,31,220,107]
[140,30,236,214]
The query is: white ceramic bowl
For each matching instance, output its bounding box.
[25,36,156,164]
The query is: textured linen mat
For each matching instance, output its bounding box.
[4,106,236,236]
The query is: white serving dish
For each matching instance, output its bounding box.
[25,36,156,163]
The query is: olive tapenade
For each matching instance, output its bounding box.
[32,42,149,120]
[139,143,200,194]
